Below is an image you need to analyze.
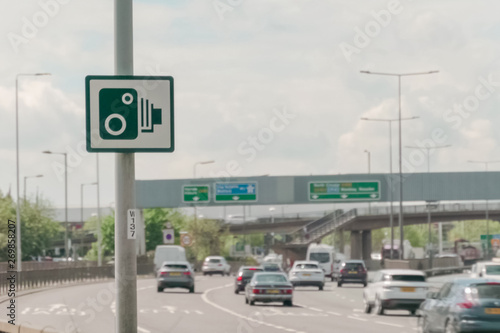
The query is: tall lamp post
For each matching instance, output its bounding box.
[360,70,439,259]
[193,160,215,222]
[15,72,51,272]
[43,150,69,262]
[467,159,500,260]
[24,174,43,202]
[361,116,418,259]
[364,150,371,213]
[81,182,97,260]
[405,145,452,172]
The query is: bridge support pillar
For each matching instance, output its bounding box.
[350,231,362,259]
[361,230,372,261]
[337,230,344,254]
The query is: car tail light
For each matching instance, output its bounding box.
[340,269,345,274]
[160,272,167,276]
[218,264,222,266]
[183,271,191,276]
[237,276,243,281]
[487,282,500,285]
[283,288,293,294]
[252,289,262,294]
[457,301,474,309]
[249,268,256,270]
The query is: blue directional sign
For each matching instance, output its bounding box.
[215,182,257,202]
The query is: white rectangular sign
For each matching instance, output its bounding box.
[86,75,174,152]
[163,229,175,244]
[127,209,140,239]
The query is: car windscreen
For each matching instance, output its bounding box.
[207,258,221,263]
[472,284,500,299]
[164,264,188,269]
[344,263,364,270]
[295,264,318,269]
[255,274,288,283]
[386,275,426,282]
[241,269,263,277]
[486,265,500,275]
[309,253,330,263]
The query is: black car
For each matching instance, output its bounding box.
[262,263,282,272]
[338,260,367,287]
[234,266,264,294]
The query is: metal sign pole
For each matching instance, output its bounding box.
[114,1,137,332]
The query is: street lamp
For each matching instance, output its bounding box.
[193,160,215,222]
[364,150,371,174]
[43,150,69,262]
[405,145,452,172]
[81,182,97,261]
[15,72,51,272]
[361,116,419,259]
[360,70,439,259]
[426,200,439,269]
[467,159,500,260]
[24,174,43,202]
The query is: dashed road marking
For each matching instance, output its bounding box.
[348,316,367,321]
[375,321,404,328]
[138,327,150,333]
[327,311,341,316]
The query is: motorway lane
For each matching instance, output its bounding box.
[12,274,457,333]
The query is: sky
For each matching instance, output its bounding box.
[1,0,500,215]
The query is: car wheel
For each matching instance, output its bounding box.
[249,300,255,306]
[375,297,384,315]
[331,276,334,282]
[157,287,164,293]
[283,300,293,307]
[363,296,372,314]
[234,289,239,294]
[319,285,324,291]
[203,272,206,276]
[337,281,342,287]
[410,309,416,316]
[189,287,194,293]
[363,282,367,287]
[445,320,456,333]
[245,297,248,304]
[417,316,431,333]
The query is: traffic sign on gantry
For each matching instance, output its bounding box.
[183,185,210,203]
[309,181,380,201]
[85,75,174,152]
[215,182,257,202]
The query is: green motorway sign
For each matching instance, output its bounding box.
[309,181,380,201]
[183,185,210,203]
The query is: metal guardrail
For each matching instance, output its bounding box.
[0,264,155,296]
[424,265,471,277]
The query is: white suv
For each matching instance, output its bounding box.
[202,256,231,276]
[363,269,428,316]
[470,260,500,280]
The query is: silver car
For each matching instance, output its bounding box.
[157,261,195,293]
[245,272,293,306]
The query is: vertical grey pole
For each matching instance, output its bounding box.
[398,75,404,260]
[388,121,394,259]
[114,1,137,332]
[96,154,102,266]
[64,153,69,262]
[15,77,22,272]
[427,205,431,269]
[485,163,490,260]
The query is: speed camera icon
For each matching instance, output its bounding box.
[99,88,162,140]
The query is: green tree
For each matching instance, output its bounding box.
[186,217,228,262]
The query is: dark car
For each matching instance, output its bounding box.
[157,261,195,293]
[245,272,293,306]
[418,278,500,333]
[234,266,264,294]
[262,263,282,272]
[338,260,367,287]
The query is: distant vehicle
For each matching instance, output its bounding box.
[154,245,187,272]
[225,215,258,224]
[156,261,195,293]
[306,243,335,281]
[454,239,481,265]
[245,272,293,306]
[332,252,346,281]
[262,263,282,272]
[418,278,500,332]
[470,261,500,280]
[234,266,264,294]
[263,253,283,268]
[338,260,367,287]
[288,260,325,290]
[363,269,427,316]
[371,253,382,261]
[381,240,415,260]
[202,256,231,276]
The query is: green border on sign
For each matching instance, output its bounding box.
[85,75,175,153]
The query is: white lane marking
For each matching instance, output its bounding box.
[308,307,323,312]
[195,310,204,315]
[21,308,31,315]
[348,316,367,322]
[138,286,154,291]
[138,327,150,333]
[327,311,341,316]
[350,299,355,302]
[375,321,404,328]
[202,284,308,333]
[353,309,363,313]
[184,310,190,314]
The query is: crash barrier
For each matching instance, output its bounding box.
[0,261,99,272]
[384,256,462,271]
[0,264,155,296]
[0,320,57,333]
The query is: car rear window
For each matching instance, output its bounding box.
[472,284,500,299]
[263,264,280,271]
[486,265,500,275]
[385,275,425,282]
[344,263,364,270]
[207,258,221,263]
[295,264,319,269]
[309,253,330,263]
[164,264,188,269]
[255,274,288,283]
[241,268,263,277]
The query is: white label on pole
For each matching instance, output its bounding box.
[127,209,139,239]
